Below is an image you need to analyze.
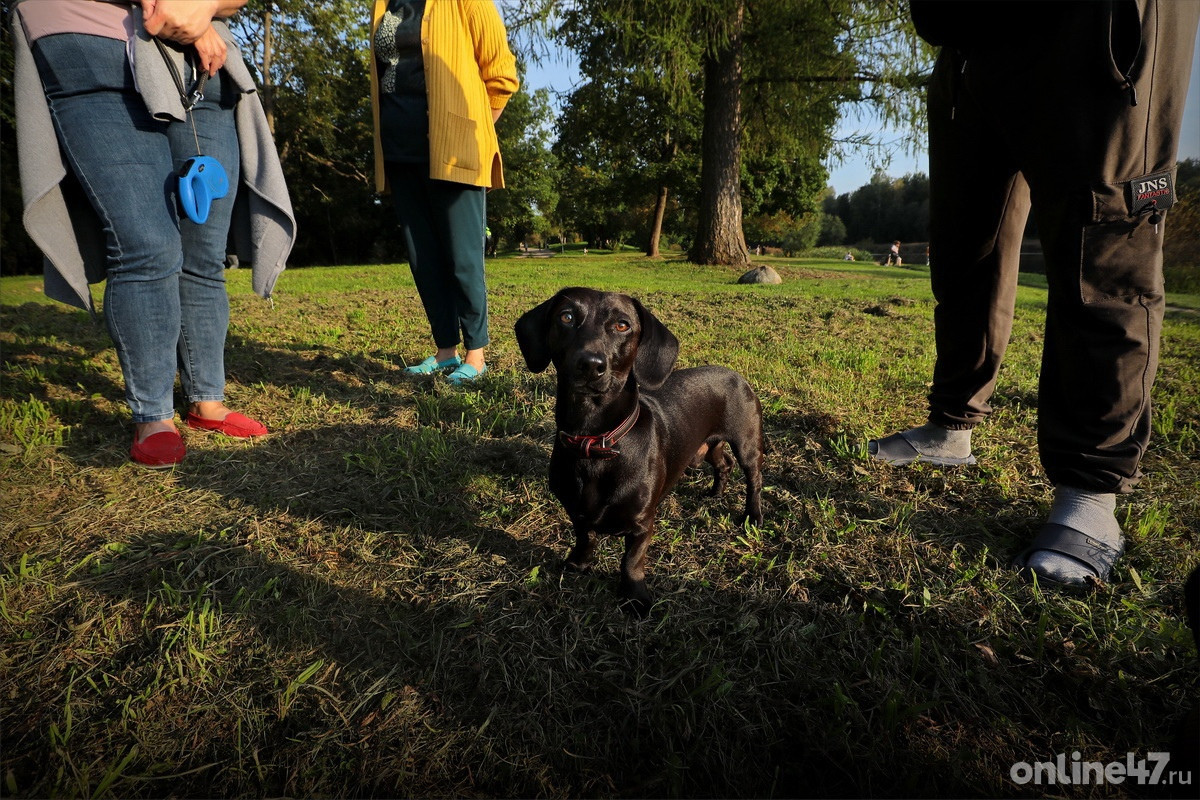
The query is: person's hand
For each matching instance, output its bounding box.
[141,0,221,45]
[192,25,227,75]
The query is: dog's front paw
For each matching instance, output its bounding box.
[618,580,653,618]
[564,549,595,572]
[742,498,764,528]
[619,596,653,618]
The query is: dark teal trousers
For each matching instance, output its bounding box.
[385,162,489,350]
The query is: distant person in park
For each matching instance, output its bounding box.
[870,0,1200,588]
[12,0,295,468]
[886,240,902,266]
[369,0,518,385]
[844,251,855,261]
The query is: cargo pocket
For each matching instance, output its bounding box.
[441,112,480,173]
[1079,173,1169,303]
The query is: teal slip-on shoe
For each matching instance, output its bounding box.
[446,363,486,385]
[404,355,461,375]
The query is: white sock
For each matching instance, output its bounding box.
[1025,486,1122,583]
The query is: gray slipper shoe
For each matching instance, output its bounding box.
[868,431,977,466]
[1012,522,1124,588]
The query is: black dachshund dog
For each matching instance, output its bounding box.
[516,287,764,615]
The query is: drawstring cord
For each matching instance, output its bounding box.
[1121,73,1138,107]
[951,50,966,120]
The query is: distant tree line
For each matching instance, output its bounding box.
[741,169,932,257]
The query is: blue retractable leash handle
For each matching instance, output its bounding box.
[178,156,229,225]
[154,38,229,224]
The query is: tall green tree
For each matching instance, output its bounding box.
[693,0,749,265]
[490,79,559,250]
[551,26,702,256]
[554,0,929,267]
[231,1,387,265]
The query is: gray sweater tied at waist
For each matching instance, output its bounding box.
[12,0,296,312]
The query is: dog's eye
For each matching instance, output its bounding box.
[613,320,631,333]
[558,310,575,325]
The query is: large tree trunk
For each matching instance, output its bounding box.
[689,2,749,267]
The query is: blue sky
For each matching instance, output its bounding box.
[523,33,1200,197]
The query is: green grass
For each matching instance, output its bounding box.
[2,255,1198,798]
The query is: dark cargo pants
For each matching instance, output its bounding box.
[924,0,1199,493]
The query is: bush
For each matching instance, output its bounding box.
[1163,185,1200,293]
[769,212,823,256]
[817,213,847,247]
[801,245,873,262]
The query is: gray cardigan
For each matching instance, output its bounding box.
[12,1,296,312]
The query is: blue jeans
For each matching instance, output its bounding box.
[385,162,489,351]
[32,34,240,423]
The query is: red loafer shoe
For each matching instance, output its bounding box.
[186,411,268,438]
[130,430,186,468]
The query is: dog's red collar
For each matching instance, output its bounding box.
[558,403,641,459]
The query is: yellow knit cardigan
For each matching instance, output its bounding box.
[370,0,518,192]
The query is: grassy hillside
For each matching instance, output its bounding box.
[2,254,1198,798]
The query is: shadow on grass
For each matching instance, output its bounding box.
[55,510,996,799]
[5,300,1198,799]
[0,302,125,411]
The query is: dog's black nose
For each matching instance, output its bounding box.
[578,352,607,378]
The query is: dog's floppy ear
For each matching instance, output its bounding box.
[632,298,679,389]
[514,293,560,373]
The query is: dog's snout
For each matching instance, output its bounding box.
[577,352,607,378]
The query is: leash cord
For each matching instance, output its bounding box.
[153,37,206,156]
